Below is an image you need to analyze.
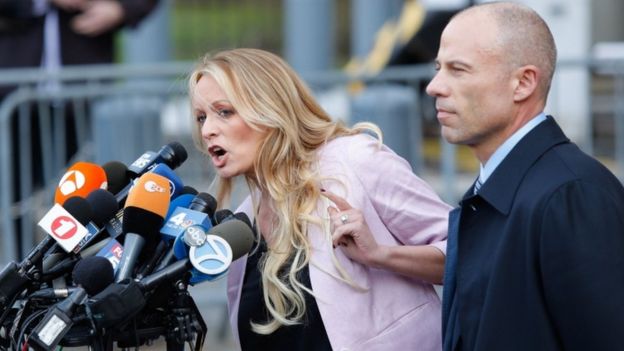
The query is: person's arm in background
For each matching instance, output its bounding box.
[52,0,158,36]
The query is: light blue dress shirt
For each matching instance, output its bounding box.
[478,113,548,185]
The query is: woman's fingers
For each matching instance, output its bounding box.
[321,189,352,211]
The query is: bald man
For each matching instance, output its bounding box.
[427,2,624,351]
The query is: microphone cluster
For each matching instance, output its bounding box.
[0,142,254,351]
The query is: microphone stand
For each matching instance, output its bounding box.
[164,279,206,351]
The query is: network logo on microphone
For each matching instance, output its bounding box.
[58,170,86,195]
[144,180,167,193]
[54,162,108,204]
[189,235,233,276]
[38,204,88,252]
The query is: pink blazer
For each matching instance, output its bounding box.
[227,134,451,351]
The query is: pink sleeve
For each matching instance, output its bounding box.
[347,135,451,254]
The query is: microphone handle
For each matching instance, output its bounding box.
[140,259,191,291]
[154,246,176,272]
[136,240,168,279]
[115,233,145,282]
[20,236,56,271]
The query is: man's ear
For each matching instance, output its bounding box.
[513,65,539,102]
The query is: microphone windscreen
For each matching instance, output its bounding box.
[122,207,166,240]
[234,212,252,229]
[62,196,94,225]
[72,256,114,296]
[102,161,131,194]
[208,219,254,260]
[55,162,107,204]
[189,192,217,216]
[213,209,233,225]
[181,186,198,196]
[86,189,119,227]
[160,142,188,169]
[125,172,171,219]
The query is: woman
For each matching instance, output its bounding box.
[189,48,451,351]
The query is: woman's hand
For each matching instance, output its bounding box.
[321,189,445,283]
[321,190,388,268]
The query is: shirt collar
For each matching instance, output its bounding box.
[479,112,547,184]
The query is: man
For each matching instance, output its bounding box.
[426,2,624,350]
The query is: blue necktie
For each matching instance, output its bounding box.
[473,178,483,194]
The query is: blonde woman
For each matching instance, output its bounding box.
[189,48,451,351]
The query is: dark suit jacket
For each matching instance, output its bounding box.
[0,0,157,68]
[443,116,624,350]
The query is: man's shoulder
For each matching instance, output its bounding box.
[522,142,623,199]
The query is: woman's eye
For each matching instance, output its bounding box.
[216,109,234,118]
[196,115,206,124]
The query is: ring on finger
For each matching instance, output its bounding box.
[340,214,349,225]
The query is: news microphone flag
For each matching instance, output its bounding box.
[38,204,89,253]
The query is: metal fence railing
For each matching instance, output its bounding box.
[2,58,624,267]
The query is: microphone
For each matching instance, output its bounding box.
[213,209,233,226]
[54,162,108,205]
[160,193,216,247]
[71,189,119,254]
[146,218,254,288]
[88,219,254,329]
[0,171,105,308]
[150,163,184,199]
[213,209,253,229]
[157,192,217,272]
[128,141,188,177]
[167,193,218,260]
[28,256,114,351]
[95,238,124,273]
[163,193,195,232]
[45,190,118,272]
[40,195,112,279]
[31,256,114,298]
[102,160,131,195]
[189,219,254,282]
[37,198,91,254]
[182,185,199,196]
[112,142,188,207]
[115,173,171,282]
[190,192,218,217]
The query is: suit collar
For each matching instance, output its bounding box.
[461,116,570,214]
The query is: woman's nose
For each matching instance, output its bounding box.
[200,116,218,140]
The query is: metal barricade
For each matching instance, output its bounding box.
[2,58,624,267]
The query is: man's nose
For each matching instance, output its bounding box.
[426,72,446,97]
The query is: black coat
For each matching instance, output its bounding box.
[443,116,624,350]
[0,0,157,68]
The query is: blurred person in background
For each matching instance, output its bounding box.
[0,0,157,256]
[189,48,452,351]
[0,0,158,81]
[426,2,624,350]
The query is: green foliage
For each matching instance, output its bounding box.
[171,1,283,61]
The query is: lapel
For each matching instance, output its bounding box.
[442,207,461,325]
[462,116,570,215]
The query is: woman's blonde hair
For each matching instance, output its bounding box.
[189,48,380,334]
